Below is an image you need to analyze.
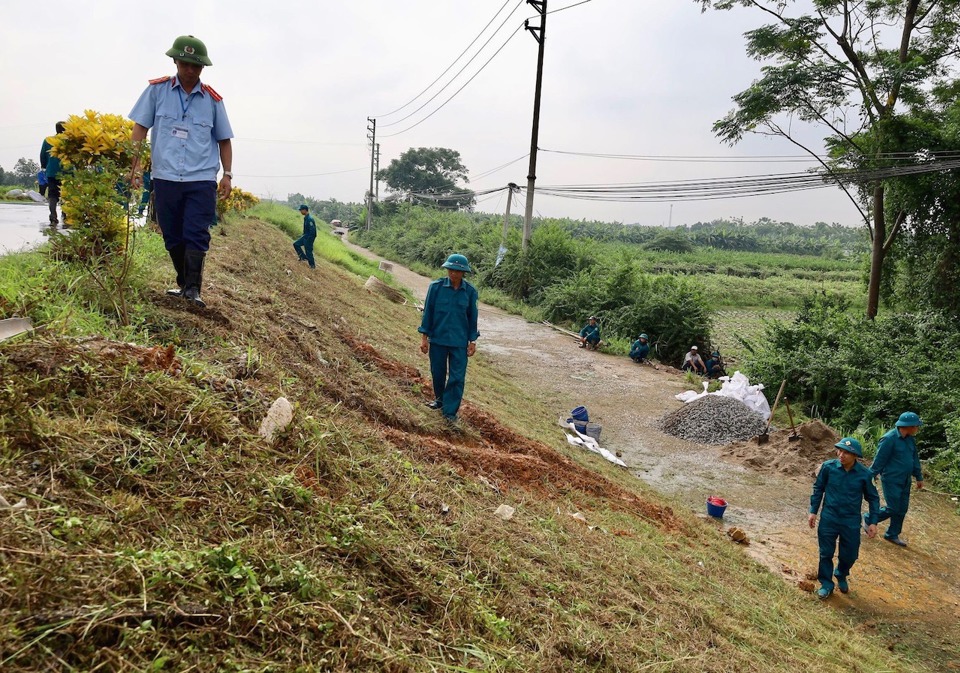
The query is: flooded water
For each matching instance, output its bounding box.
[0,202,52,255]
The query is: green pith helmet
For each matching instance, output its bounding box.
[441,253,472,273]
[166,35,213,66]
[639,333,648,340]
[834,437,863,457]
[298,204,309,211]
[895,411,923,427]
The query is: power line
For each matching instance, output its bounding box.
[540,147,960,163]
[373,0,517,119]
[237,137,366,146]
[531,159,960,202]
[380,1,526,129]
[471,153,530,181]
[381,24,525,138]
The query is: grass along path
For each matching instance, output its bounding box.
[344,236,960,670]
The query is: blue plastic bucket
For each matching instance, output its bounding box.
[706,496,727,518]
[569,406,589,433]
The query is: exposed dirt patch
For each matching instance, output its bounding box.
[337,333,683,533]
[722,420,840,479]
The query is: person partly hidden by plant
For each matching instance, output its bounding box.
[579,316,601,350]
[129,35,234,308]
[808,437,880,600]
[41,121,67,226]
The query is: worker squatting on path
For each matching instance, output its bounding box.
[869,411,925,547]
[419,254,479,425]
[293,204,317,269]
[682,345,706,374]
[808,437,880,600]
[629,333,650,362]
[579,316,601,349]
[129,35,234,308]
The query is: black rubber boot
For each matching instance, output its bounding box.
[166,245,186,297]
[182,249,207,308]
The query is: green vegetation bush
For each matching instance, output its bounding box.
[742,292,960,493]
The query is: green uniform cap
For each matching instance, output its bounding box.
[166,35,213,67]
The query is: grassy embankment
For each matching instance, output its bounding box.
[0,213,920,672]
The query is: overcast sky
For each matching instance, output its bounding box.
[1,0,865,227]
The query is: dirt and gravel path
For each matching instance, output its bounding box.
[348,239,960,665]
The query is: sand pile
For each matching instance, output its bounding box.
[721,419,841,479]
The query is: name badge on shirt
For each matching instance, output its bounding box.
[172,126,189,140]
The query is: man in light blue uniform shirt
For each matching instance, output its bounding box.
[419,254,479,425]
[129,35,233,308]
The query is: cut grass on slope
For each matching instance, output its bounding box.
[0,217,925,672]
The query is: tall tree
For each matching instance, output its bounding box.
[12,158,40,185]
[377,147,475,211]
[698,0,960,317]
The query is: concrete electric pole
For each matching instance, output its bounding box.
[366,118,376,231]
[522,0,547,251]
[375,143,381,200]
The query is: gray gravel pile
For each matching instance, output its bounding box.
[657,395,768,445]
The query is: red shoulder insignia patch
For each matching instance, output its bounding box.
[149,75,173,85]
[201,84,223,102]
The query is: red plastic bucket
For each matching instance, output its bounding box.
[706,496,727,518]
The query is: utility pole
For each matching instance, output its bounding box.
[375,143,381,200]
[669,203,673,227]
[501,183,519,247]
[522,0,547,251]
[497,183,520,267]
[366,117,376,231]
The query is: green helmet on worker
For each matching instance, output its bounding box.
[441,253,472,273]
[834,437,863,458]
[166,35,213,66]
[895,411,923,428]
[638,333,648,340]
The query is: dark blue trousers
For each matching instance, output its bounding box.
[153,179,216,253]
[428,344,468,420]
[817,524,861,590]
[293,235,316,268]
[876,476,912,539]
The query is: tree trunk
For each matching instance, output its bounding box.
[866,185,886,319]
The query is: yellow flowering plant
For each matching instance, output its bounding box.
[48,111,146,252]
[47,110,149,324]
[217,187,260,219]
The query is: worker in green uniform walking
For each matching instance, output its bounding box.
[808,437,880,600]
[868,411,925,547]
[419,254,479,425]
[293,204,317,269]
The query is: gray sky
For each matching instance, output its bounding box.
[1,0,864,227]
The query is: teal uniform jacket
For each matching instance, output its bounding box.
[629,340,649,359]
[419,277,479,347]
[301,213,317,239]
[580,323,600,343]
[870,428,923,514]
[810,458,880,528]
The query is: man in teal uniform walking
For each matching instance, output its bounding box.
[808,437,880,599]
[293,204,317,268]
[869,411,925,546]
[419,254,479,425]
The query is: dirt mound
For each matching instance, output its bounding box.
[721,420,841,479]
